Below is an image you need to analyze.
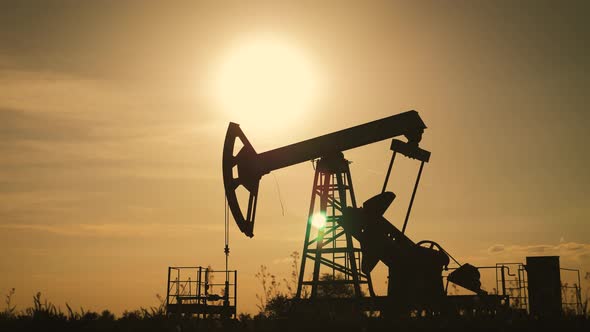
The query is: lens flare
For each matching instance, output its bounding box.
[311,213,326,229]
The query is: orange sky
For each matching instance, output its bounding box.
[1,1,589,314]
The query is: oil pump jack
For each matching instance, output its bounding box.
[223,110,488,314]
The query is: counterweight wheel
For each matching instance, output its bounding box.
[222,122,261,237]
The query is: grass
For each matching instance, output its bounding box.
[2,261,588,331]
[1,288,589,332]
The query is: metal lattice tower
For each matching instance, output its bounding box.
[296,153,374,299]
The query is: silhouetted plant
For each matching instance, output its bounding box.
[25,292,66,320]
[254,264,283,315]
[583,272,590,317]
[505,280,523,309]
[252,252,309,318]
[0,286,588,332]
[139,294,166,318]
[121,309,143,320]
[82,310,99,320]
[65,302,80,320]
[99,309,116,321]
[254,253,365,317]
[562,282,570,305]
[561,281,586,316]
[1,288,16,319]
[283,251,300,296]
[264,293,291,318]
[237,312,252,321]
[316,273,359,298]
[206,264,215,295]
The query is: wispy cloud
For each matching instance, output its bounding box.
[487,242,590,263]
[0,222,223,238]
[272,257,293,265]
[0,107,92,142]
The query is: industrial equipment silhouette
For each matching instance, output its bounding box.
[222,110,487,313]
[167,110,583,317]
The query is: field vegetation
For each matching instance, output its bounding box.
[1,255,588,331]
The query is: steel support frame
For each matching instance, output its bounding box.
[296,156,374,299]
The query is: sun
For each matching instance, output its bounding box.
[213,36,320,131]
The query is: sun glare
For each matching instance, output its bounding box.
[311,213,326,229]
[213,36,319,131]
